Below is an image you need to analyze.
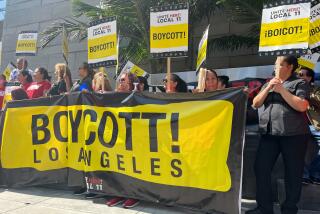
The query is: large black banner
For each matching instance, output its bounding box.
[0,89,247,214]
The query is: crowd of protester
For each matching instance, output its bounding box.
[1,58,233,105]
[1,56,320,213]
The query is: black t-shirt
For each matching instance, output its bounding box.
[71,76,93,92]
[48,80,67,96]
[259,75,310,136]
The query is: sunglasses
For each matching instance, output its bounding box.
[119,78,126,83]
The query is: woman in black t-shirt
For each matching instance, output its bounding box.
[48,63,72,96]
[246,56,310,214]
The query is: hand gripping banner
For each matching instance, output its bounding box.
[0,89,247,214]
[16,31,38,56]
[150,4,189,58]
[88,17,117,68]
[259,0,311,56]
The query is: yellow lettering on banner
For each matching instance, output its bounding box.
[88,34,117,60]
[1,106,68,170]
[1,101,234,192]
[16,40,37,52]
[260,18,309,47]
[196,39,208,70]
[150,24,188,48]
[309,19,320,45]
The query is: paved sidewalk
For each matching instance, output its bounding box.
[0,187,317,214]
[0,187,201,214]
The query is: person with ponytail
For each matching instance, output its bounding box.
[163,73,188,93]
[247,56,310,214]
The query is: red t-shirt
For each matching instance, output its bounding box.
[26,81,51,99]
[0,87,5,109]
[22,82,32,91]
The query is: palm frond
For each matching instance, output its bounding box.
[208,34,258,51]
[219,0,278,24]
[40,18,88,48]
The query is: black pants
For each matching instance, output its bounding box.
[254,134,308,214]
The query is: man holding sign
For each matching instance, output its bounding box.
[10,58,33,82]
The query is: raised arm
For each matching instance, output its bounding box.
[252,78,280,108]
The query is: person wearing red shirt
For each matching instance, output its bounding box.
[26,67,51,99]
[0,74,7,109]
[18,70,33,91]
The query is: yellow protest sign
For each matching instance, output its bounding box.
[117,61,149,81]
[310,1,320,52]
[259,1,311,56]
[298,52,320,70]
[16,31,38,56]
[2,63,15,80]
[196,25,209,71]
[150,4,189,58]
[88,17,117,68]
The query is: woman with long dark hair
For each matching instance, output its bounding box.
[247,56,310,214]
[18,70,33,91]
[26,67,51,99]
[163,73,188,93]
[193,68,219,93]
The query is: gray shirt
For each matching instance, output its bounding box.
[259,75,310,136]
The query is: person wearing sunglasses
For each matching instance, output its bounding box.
[116,71,138,92]
[297,67,320,186]
[106,71,140,209]
[163,73,188,93]
[298,67,315,85]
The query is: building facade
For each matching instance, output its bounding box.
[1,0,274,79]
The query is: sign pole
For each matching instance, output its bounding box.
[167,57,171,92]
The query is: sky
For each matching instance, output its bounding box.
[0,0,6,21]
